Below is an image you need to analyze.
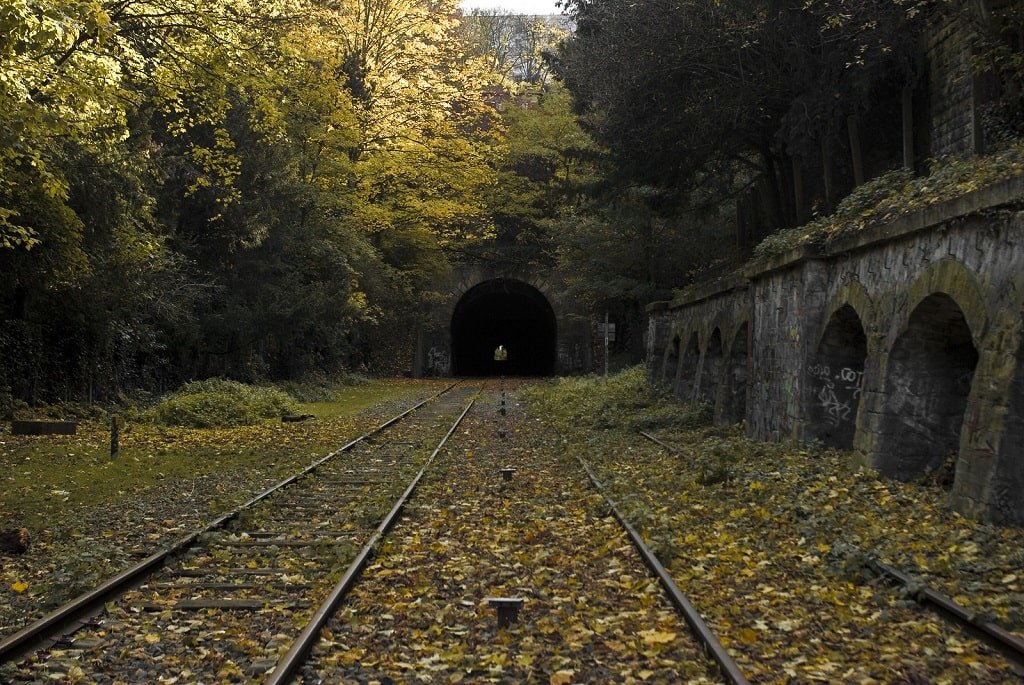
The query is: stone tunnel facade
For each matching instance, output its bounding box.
[647,177,1024,524]
[414,264,592,378]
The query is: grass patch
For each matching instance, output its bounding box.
[521,366,711,432]
[0,380,437,531]
[299,381,418,418]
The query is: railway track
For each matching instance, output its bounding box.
[9,384,1016,682]
[289,385,737,683]
[638,429,1024,680]
[0,383,480,683]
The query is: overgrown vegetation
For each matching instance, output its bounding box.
[554,0,1024,332]
[0,0,523,401]
[145,379,298,428]
[520,367,711,432]
[755,143,1024,259]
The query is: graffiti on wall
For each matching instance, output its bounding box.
[426,346,451,376]
[808,364,864,426]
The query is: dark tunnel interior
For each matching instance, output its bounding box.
[451,279,557,376]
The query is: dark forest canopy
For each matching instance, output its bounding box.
[1,0,1021,402]
[0,0,507,402]
[549,0,1023,339]
[555,0,1022,222]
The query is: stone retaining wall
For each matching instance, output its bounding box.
[647,178,1024,524]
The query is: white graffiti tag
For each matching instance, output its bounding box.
[808,364,862,426]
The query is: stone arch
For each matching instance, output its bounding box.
[719,321,749,424]
[701,328,724,405]
[450,278,557,376]
[817,280,878,355]
[676,331,700,401]
[662,333,681,389]
[898,259,989,350]
[451,268,555,308]
[875,292,980,482]
[807,304,868,449]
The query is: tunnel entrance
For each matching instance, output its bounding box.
[451,278,557,376]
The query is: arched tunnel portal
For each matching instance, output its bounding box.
[451,278,557,376]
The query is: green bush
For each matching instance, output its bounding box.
[147,379,298,428]
[0,388,28,421]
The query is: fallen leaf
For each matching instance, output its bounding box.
[639,629,676,644]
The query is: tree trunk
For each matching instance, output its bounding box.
[820,138,835,212]
[792,155,806,225]
[847,115,865,186]
[902,83,915,170]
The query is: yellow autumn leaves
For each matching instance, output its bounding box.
[305,394,719,682]
[529,370,1024,682]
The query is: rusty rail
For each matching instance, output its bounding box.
[639,430,681,454]
[263,395,477,684]
[868,557,1024,669]
[577,456,750,685]
[0,383,458,665]
[640,429,1024,673]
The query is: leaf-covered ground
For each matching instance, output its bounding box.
[5,372,1024,683]
[0,380,449,639]
[525,371,1024,683]
[303,386,721,684]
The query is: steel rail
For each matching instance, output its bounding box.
[868,557,1024,669]
[640,430,1024,673]
[0,383,458,664]
[639,430,681,455]
[263,395,477,685]
[577,456,750,685]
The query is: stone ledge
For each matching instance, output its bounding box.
[666,272,748,310]
[744,173,1024,281]
[826,173,1024,256]
[646,300,670,314]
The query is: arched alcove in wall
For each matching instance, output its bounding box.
[677,332,700,401]
[876,293,978,482]
[663,335,681,388]
[807,304,868,449]
[720,322,749,424]
[450,278,557,376]
[701,328,723,405]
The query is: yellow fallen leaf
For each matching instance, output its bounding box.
[550,670,574,685]
[11,581,28,593]
[738,627,759,644]
[144,633,161,644]
[639,629,676,644]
